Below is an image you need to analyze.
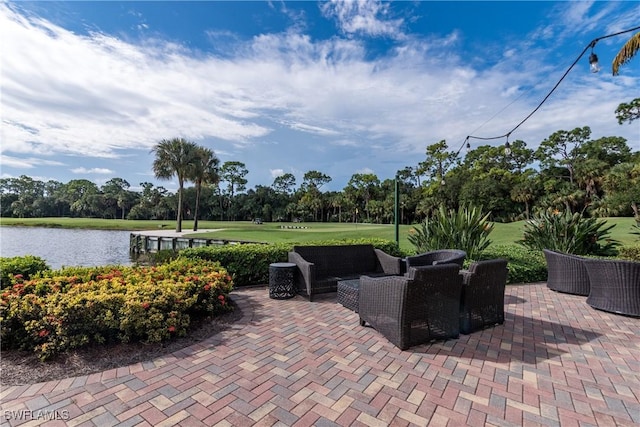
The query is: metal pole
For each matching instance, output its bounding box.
[394,175,399,245]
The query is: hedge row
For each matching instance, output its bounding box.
[179,239,550,285]
[0,259,233,360]
[179,238,403,286]
[478,245,547,284]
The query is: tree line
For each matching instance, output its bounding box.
[2,99,638,229]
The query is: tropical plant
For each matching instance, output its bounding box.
[612,32,640,76]
[519,210,619,256]
[632,216,640,241]
[407,204,494,260]
[151,138,199,232]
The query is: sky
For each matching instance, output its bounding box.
[1,1,639,193]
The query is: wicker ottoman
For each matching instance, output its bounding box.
[269,262,296,299]
[337,278,361,312]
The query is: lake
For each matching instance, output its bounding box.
[0,226,134,269]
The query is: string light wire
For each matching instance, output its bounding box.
[456,25,640,156]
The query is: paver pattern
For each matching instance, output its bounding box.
[1,283,639,426]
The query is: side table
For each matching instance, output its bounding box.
[269,262,297,299]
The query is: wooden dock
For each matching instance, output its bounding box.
[129,229,257,254]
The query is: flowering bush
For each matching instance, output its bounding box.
[0,255,50,289]
[0,259,233,360]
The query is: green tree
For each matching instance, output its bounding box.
[272,173,296,194]
[189,147,220,231]
[63,179,101,217]
[102,178,133,220]
[220,161,248,221]
[300,171,331,221]
[344,173,380,222]
[535,127,591,186]
[615,98,640,125]
[152,138,199,232]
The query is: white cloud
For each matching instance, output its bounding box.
[321,0,405,39]
[270,169,285,178]
[0,155,64,168]
[0,2,638,192]
[71,167,114,174]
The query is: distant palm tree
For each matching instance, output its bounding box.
[189,147,220,231]
[612,32,640,75]
[151,138,198,232]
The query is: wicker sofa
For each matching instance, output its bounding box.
[288,244,402,302]
[584,258,640,317]
[359,264,464,350]
[543,249,590,296]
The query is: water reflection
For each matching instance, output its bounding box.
[0,226,134,270]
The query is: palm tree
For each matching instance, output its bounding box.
[189,147,220,231]
[151,138,198,232]
[613,32,640,75]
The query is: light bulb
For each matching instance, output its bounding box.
[589,53,600,73]
[504,141,511,156]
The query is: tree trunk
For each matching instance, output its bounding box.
[193,181,201,231]
[176,179,183,232]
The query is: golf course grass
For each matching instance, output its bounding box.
[2,216,637,252]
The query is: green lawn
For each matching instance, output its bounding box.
[2,216,637,252]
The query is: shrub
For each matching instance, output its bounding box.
[408,204,493,260]
[618,245,640,261]
[479,245,547,284]
[0,256,50,289]
[519,210,619,256]
[0,259,233,360]
[179,238,404,286]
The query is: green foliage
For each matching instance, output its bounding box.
[180,243,290,287]
[179,238,404,286]
[0,255,50,289]
[618,245,640,261]
[632,217,640,241]
[407,204,493,260]
[0,259,233,360]
[519,210,619,256]
[478,245,547,284]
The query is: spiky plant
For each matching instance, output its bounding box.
[519,210,619,256]
[408,204,493,260]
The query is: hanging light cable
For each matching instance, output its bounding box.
[456,25,640,156]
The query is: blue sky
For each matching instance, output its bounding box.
[2,1,639,193]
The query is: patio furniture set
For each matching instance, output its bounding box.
[270,244,509,350]
[543,249,640,317]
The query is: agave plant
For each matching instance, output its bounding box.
[519,210,619,256]
[408,204,493,260]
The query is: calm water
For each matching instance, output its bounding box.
[0,227,134,269]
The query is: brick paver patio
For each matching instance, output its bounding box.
[1,283,639,426]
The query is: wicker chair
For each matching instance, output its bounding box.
[543,249,590,296]
[459,258,509,334]
[404,249,466,275]
[359,264,463,350]
[584,258,640,317]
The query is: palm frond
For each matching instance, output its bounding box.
[612,32,640,75]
